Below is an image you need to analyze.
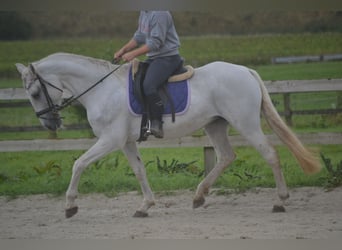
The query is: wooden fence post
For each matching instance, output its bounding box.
[48,131,58,139]
[203,146,216,175]
[283,93,292,126]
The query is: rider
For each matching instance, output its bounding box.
[114,11,182,138]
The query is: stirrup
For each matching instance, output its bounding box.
[143,120,152,138]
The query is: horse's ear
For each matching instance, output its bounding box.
[15,63,27,74]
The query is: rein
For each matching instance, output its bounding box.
[29,61,122,119]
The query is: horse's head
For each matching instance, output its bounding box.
[15,63,63,131]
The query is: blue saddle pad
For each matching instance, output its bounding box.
[127,66,190,116]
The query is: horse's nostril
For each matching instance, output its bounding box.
[42,117,61,132]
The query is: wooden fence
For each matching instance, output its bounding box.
[0,132,341,174]
[1,78,342,131]
[271,54,342,64]
[264,78,342,125]
[1,78,342,172]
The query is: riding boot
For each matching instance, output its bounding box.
[146,93,164,138]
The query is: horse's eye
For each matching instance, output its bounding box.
[31,90,40,99]
[27,81,41,99]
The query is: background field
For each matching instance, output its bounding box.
[1,32,342,78]
[0,32,341,197]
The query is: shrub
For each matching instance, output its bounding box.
[320,153,342,189]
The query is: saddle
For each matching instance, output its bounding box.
[131,58,194,141]
[131,58,194,83]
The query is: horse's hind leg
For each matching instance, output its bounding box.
[193,118,236,208]
[251,133,289,212]
[235,122,289,212]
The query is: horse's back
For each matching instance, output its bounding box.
[191,61,261,98]
[195,61,253,78]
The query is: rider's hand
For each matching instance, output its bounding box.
[114,49,125,61]
[121,51,136,62]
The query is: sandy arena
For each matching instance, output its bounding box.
[1,187,341,239]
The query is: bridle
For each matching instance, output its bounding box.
[29,61,122,120]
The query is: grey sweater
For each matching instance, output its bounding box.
[133,11,180,58]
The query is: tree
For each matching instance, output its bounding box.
[0,12,32,40]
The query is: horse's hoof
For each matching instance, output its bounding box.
[133,210,148,218]
[65,206,78,218]
[272,205,286,213]
[193,196,205,209]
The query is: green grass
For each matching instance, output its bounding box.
[181,33,342,66]
[0,148,202,197]
[1,33,342,89]
[255,61,342,81]
[0,38,125,78]
[1,145,340,197]
[1,33,342,77]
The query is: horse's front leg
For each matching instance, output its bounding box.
[122,141,155,217]
[65,138,117,218]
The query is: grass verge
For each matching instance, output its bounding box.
[0,145,341,197]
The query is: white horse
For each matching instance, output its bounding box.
[16,52,321,218]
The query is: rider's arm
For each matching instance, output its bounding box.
[114,39,138,60]
[121,44,150,62]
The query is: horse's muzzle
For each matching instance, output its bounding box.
[41,112,62,131]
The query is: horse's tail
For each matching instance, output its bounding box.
[249,69,322,174]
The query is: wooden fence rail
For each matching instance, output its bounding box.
[1,133,341,152]
[1,79,342,172]
[271,54,342,64]
[1,79,342,129]
[264,78,342,125]
[2,79,341,100]
[1,132,341,173]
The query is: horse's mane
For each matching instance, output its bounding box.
[36,52,119,72]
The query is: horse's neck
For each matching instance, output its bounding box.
[37,55,128,107]
[55,60,125,106]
